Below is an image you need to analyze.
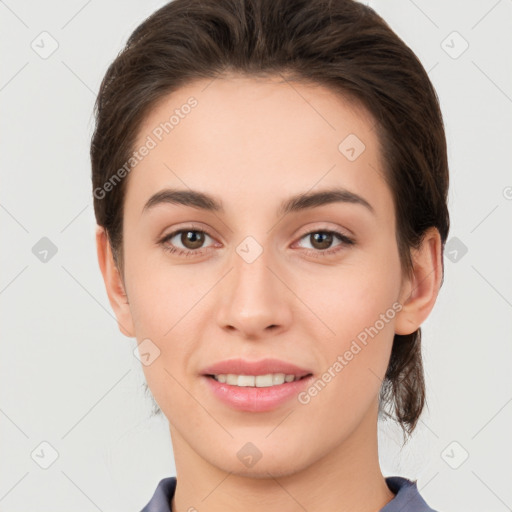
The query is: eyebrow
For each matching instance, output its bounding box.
[141,186,375,216]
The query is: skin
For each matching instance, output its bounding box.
[96,74,442,512]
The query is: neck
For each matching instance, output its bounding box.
[169,398,395,512]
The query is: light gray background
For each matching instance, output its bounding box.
[1,1,511,511]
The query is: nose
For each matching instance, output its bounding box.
[215,242,293,339]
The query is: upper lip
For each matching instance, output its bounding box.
[201,358,313,377]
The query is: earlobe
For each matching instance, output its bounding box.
[95,225,135,338]
[394,227,443,336]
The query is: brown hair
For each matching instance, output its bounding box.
[91,0,449,441]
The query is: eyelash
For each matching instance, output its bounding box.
[158,226,355,258]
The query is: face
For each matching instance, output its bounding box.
[118,74,408,477]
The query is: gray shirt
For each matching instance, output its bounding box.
[140,476,439,511]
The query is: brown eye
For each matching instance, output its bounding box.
[160,228,215,256]
[309,232,334,250]
[180,230,206,249]
[295,229,355,257]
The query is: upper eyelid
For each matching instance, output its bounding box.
[162,223,216,239]
[162,225,349,238]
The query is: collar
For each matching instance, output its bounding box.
[140,475,439,512]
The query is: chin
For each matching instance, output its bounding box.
[214,452,310,480]
[231,464,304,480]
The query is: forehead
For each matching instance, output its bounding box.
[127,74,392,221]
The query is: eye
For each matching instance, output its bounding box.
[159,227,216,257]
[158,226,355,259]
[295,229,355,257]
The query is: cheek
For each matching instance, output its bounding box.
[127,258,206,413]
[299,248,401,398]
[124,245,217,357]
[124,243,203,335]
[298,275,398,429]
[301,257,402,341]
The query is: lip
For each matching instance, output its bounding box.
[202,373,315,412]
[200,357,314,413]
[200,357,313,378]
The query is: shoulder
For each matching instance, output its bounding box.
[139,477,177,512]
[381,476,440,512]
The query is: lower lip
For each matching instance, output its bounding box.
[202,375,314,412]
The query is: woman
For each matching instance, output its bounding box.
[91,0,449,510]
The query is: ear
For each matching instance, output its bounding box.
[394,227,443,335]
[95,225,135,338]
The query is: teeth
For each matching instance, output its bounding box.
[212,373,302,387]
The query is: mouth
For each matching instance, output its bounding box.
[205,372,313,387]
[202,372,315,412]
[200,357,313,382]
[199,358,315,411]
